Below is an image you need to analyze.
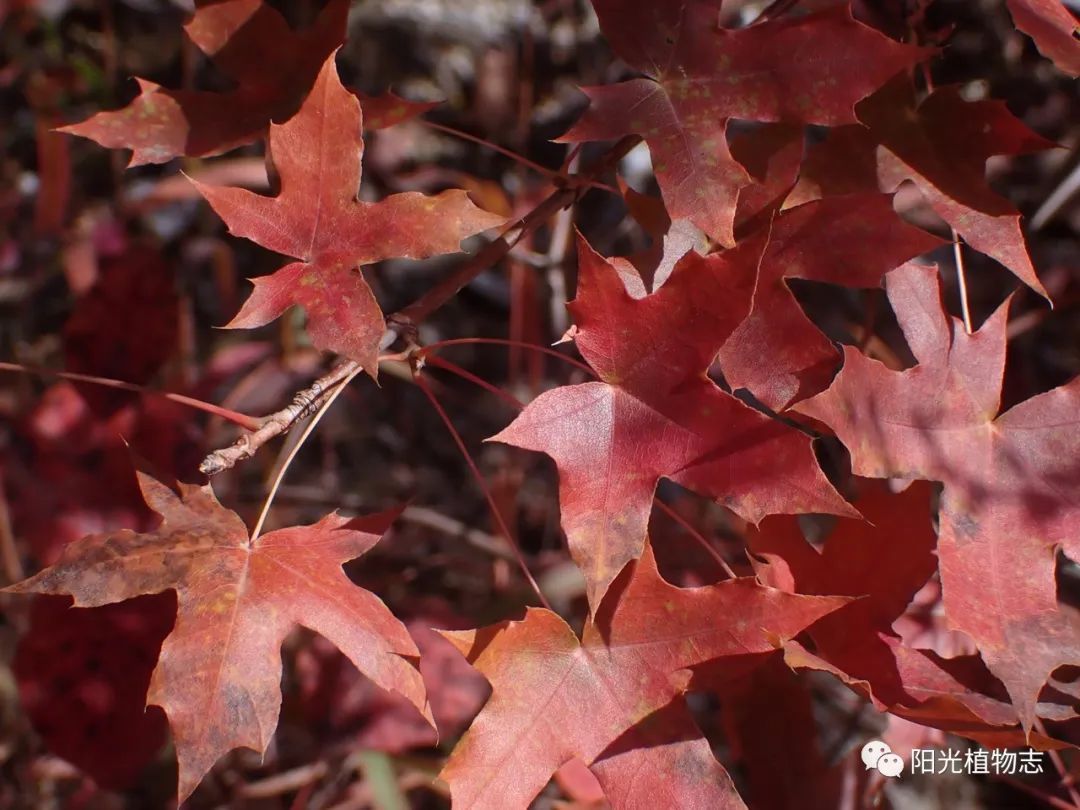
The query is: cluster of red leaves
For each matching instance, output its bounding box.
[6,0,1080,807]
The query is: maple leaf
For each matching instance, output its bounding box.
[717,193,945,409]
[60,0,348,165]
[749,479,939,700]
[560,2,928,246]
[794,262,1080,731]
[193,56,505,371]
[1007,0,1080,76]
[3,382,201,565]
[4,473,431,802]
[492,235,856,610]
[750,482,1077,745]
[782,639,1075,751]
[790,77,1055,298]
[438,543,848,809]
[585,702,742,809]
[751,482,1005,717]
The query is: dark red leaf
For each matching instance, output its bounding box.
[792,77,1055,297]
[60,0,349,165]
[561,3,928,245]
[795,262,1080,731]
[492,234,855,609]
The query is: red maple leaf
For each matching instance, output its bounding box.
[791,77,1055,298]
[1007,0,1080,76]
[751,482,1076,748]
[560,2,928,246]
[795,262,1080,731]
[729,123,804,239]
[717,193,945,409]
[3,382,202,566]
[783,638,1075,751]
[749,480,940,697]
[60,0,349,165]
[4,474,431,802]
[438,543,847,809]
[193,56,505,371]
[492,235,856,609]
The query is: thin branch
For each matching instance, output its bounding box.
[1032,159,1080,231]
[274,486,516,561]
[545,163,578,338]
[919,64,975,337]
[0,362,260,430]
[0,474,23,585]
[240,762,329,799]
[400,504,515,560]
[421,337,595,376]
[419,120,619,195]
[414,372,553,611]
[249,367,363,542]
[952,232,974,335]
[751,0,801,24]
[424,355,525,411]
[200,360,360,475]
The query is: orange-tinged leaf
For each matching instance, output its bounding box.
[795,262,1080,731]
[59,0,348,165]
[437,544,848,809]
[5,473,430,803]
[560,2,928,245]
[193,55,505,371]
[491,235,855,610]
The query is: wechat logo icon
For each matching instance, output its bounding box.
[861,740,904,778]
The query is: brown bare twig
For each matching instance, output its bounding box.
[0,474,23,585]
[199,361,359,475]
